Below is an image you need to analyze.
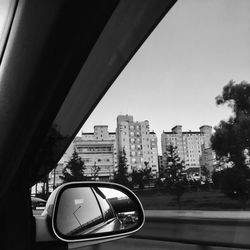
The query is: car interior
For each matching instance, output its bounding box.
[1,1,250,250]
[0,0,177,249]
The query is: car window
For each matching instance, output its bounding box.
[33,0,250,213]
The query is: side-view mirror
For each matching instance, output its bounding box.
[37,182,144,246]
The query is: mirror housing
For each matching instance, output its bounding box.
[43,182,144,243]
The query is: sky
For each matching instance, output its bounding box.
[80,0,250,139]
[0,1,249,153]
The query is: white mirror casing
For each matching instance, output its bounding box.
[36,182,145,247]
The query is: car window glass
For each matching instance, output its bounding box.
[33,0,250,212]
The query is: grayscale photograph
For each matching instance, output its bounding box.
[0,0,249,250]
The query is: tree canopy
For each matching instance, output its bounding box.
[164,144,185,182]
[131,161,152,189]
[113,149,130,187]
[211,80,250,167]
[211,80,250,207]
[60,149,87,182]
[163,144,186,208]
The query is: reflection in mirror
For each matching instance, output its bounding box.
[55,186,141,238]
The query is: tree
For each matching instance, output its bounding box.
[91,162,101,180]
[113,149,130,187]
[131,161,152,189]
[201,165,210,179]
[60,149,87,182]
[164,145,186,208]
[211,80,250,207]
[164,145,185,182]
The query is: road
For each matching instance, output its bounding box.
[33,209,250,249]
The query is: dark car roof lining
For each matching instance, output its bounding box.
[0,0,177,199]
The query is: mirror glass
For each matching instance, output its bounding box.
[55,185,142,238]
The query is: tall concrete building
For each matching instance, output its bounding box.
[116,115,159,176]
[161,125,214,172]
[74,125,117,181]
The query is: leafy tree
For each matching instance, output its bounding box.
[131,161,152,189]
[212,170,224,189]
[211,80,250,207]
[201,165,210,179]
[164,145,186,208]
[60,149,87,182]
[91,162,101,180]
[164,145,185,182]
[221,167,250,208]
[114,149,130,187]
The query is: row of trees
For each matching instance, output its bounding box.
[59,148,153,190]
[113,149,152,189]
[57,138,192,208]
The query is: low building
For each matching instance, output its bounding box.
[74,125,117,181]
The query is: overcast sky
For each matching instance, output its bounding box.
[81,1,250,139]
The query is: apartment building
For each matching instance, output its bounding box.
[161,125,213,171]
[74,125,117,181]
[116,115,159,176]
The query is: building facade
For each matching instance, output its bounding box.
[161,125,214,172]
[116,115,159,176]
[74,125,117,181]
